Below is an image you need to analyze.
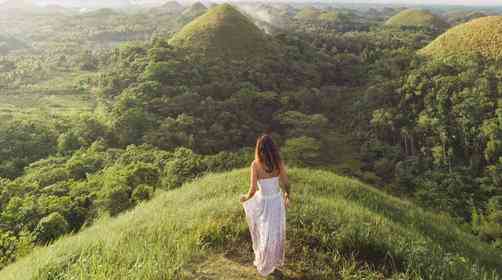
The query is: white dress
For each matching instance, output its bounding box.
[243,176,286,277]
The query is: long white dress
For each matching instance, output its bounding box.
[243,176,286,277]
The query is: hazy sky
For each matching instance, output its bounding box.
[4,0,501,7]
[344,0,502,6]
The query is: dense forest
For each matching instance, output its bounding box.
[1,0,502,278]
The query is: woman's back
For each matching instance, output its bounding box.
[258,176,281,197]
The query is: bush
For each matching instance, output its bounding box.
[162,148,206,189]
[361,171,381,185]
[360,139,400,164]
[414,170,478,220]
[34,213,69,244]
[373,158,395,181]
[98,184,131,216]
[122,163,160,189]
[132,185,154,203]
[478,196,502,243]
[57,131,81,154]
[0,231,17,269]
[282,136,322,167]
[202,148,253,173]
[395,156,423,193]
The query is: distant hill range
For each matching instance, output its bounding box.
[0,0,37,10]
[177,2,208,25]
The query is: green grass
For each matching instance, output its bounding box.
[420,16,502,60]
[169,4,272,60]
[385,9,449,29]
[0,93,95,121]
[0,71,97,121]
[1,168,501,279]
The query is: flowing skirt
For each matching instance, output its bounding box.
[243,192,286,277]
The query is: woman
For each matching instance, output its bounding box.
[240,134,291,277]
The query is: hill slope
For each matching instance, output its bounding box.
[420,16,502,60]
[385,9,449,29]
[1,169,501,279]
[169,4,271,60]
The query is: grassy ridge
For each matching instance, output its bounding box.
[420,16,502,60]
[1,169,501,279]
[385,9,449,29]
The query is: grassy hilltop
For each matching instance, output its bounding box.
[420,16,502,60]
[294,7,321,20]
[385,9,449,30]
[169,4,272,59]
[1,169,501,280]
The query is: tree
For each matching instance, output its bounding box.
[34,213,69,244]
[162,148,206,189]
[282,136,322,166]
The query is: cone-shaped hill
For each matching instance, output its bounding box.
[294,6,321,20]
[319,11,338,22]
[420,16,502,60]
[169,4,273,60]
[385,9,449,29]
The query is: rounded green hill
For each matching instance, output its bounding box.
[420,16,502,60]
[385,9,449,29]
[294,7,321,20]
[319,11,338,22]
[169,4,271,59]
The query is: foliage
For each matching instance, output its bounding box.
[282,136,322,166]
[0,119,58,179]
[34,213,69,244]
[162,148,206,189]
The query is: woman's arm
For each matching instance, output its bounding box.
[240,161,258,203]
[279,162,291,199]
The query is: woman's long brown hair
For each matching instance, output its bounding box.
[255,134,282,174]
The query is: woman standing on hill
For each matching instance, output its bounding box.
[240,134,291,277]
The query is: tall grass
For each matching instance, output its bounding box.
[1,168,501,279]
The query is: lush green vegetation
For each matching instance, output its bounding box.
[2,169,501,279]
[1,1,502,277]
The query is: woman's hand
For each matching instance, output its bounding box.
[240,195,249,203]
[284,196,290,208]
